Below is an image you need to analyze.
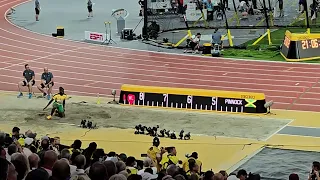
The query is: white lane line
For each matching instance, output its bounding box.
[263,119,294,141]
[2,40,320,78]
[1,2,320,71]
[1,47,319,84]
[0,55,312,89]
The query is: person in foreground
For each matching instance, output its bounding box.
[18,64,35,99]
[43,87,67,120]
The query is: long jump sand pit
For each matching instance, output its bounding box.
[0,94,291,140]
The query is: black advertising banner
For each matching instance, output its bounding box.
[119,85,267,114]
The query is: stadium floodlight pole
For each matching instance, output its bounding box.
[142,0,148,40]
[303,0,311,34]
[220,0,233,47]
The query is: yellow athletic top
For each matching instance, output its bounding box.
[53,93,67,104]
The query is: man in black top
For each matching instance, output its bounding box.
[18,64,35,99]
[37,67,54,100]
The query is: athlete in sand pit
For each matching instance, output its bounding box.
[43,87,67,120]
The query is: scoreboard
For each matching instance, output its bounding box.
[281,30,320,61]
[119,84,267,113]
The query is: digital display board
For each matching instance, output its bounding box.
[119,85,267,114]
[280,30,320,61]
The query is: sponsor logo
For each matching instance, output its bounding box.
[241,95,256,99]
[225,99,243,105]
[90,33,103,41]
[127,94,135,105]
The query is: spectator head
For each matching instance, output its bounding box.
[189,174,199,180]
[11,153,30,170]
[196,33,201,38]
[237,169,248,180]
[116,161,126,173]
[118,153,127,162]
[204,171,214,180]
[143,157,153,167]
[166,164,178,177]
[246,173,261,180]
[119,170,129,178]
[52,159,70,180]
[227,175,238,180]
[165,147,177,156]
[41,139,50,151]
[0,158,10,180]
[8,144,18,156]
[103,160,117,178]
[52,137,60,146]
[60,148,71,161]
[12,127,20,136]
[25,168,49,180]
[188,159,199,172]
[153,137,160,147]
[0,146,6,159]
[174,174,186,180]
[0,131,6,146]
[42,150,58,170]
[126,156,136,167]
[7,161,18,180]
[190,152,198,159]
[289,173,299,180]
[72,140,82,150]
[28,153,40,170]
[128,174,142,180]
[219,170,228,180]
[74,154,86,169]
[70,151,81,164]
[313,161,320,171]
[213,173,224,180]
[11,159,28,180]
[109,174,127,180]
[89,162,108,180]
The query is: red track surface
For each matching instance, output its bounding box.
[1,0,320,112]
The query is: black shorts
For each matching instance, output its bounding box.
[35,8,40,15]
[40,82,54,89]
[87,6,92,13]
[190,42,198,50]
[23,80,35,86]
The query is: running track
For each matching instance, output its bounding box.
[1,0,320,112]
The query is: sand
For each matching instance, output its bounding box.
[0,93,291,141]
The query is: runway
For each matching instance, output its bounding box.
[1,0,320,112]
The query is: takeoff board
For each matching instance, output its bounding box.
[119,84,267,113]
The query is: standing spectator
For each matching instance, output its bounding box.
[0,158,18,180]
[37,67,54,100]
[279,0,284,17]
[182,152,202,174]
[139,0,145,16]
[83,142,97,169]
[35,0,40,21]
[17,64,35,99]
[87,0,93,18]
[147,137,161,170]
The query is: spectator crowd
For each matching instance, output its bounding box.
[0,126,319,180]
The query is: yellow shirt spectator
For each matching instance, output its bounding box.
[182,157,202,173]
[147,146,160,165]
[160,154,179,170]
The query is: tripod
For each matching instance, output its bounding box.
[101,21,116,45]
